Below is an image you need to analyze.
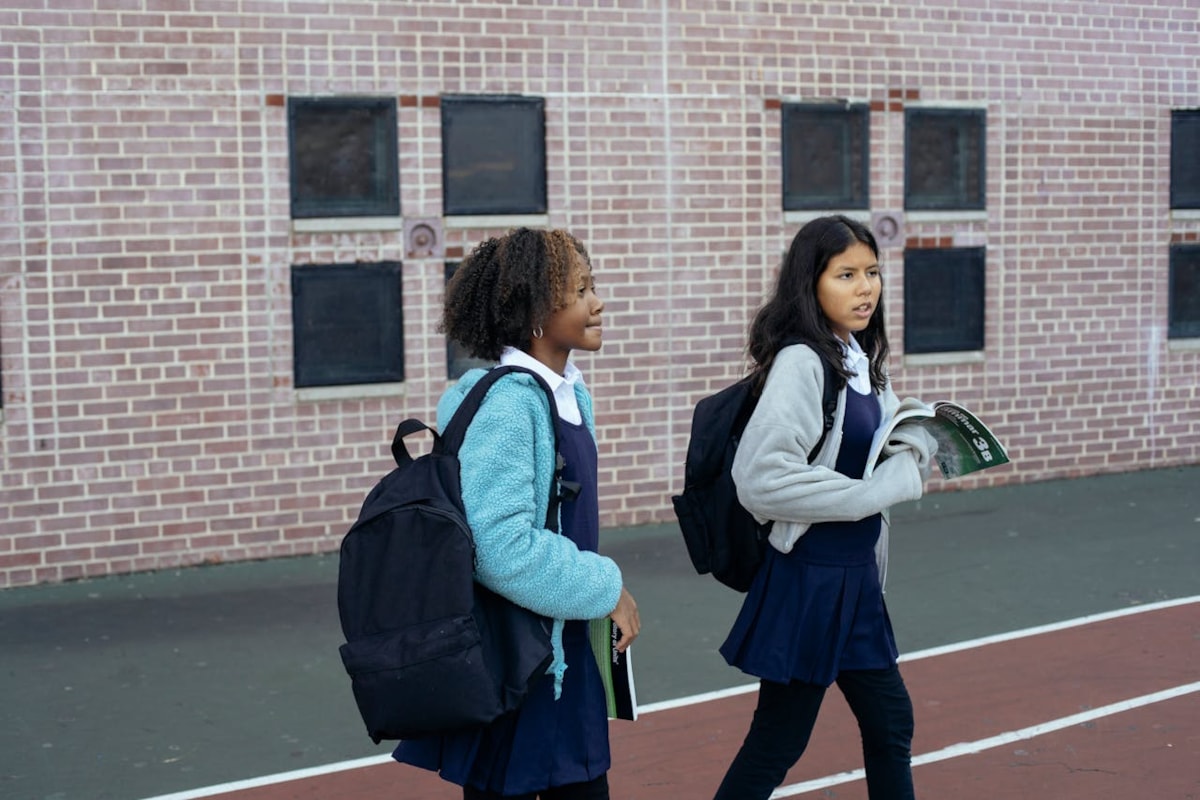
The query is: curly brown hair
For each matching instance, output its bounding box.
[441,227,591,361]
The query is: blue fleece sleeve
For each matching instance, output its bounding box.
[456,380,623,621]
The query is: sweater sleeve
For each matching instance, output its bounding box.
[731,345,923,525]
[455,378,623,621]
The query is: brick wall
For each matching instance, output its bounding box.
[1,0,1197,587]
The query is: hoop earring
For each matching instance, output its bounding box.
[532,326,544,339]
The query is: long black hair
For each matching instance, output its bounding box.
[747,214,889,393]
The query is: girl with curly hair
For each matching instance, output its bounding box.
[394,227,640,800]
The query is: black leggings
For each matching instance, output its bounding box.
[463,773,609,800]
[713,667,916,800]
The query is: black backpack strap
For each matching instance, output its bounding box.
[437,365,572,533]
[809,356,838,461]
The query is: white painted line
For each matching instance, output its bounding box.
[895,595,1200,663]
[642,594,1200,715]
[638,681,760,714]
[137,754,396,800]
[138,595,1199,800]
[769,680,1200,797]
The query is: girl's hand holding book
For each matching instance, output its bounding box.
[609,586,640,652]
[884,424,939,480]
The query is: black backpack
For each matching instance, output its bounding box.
[337,366,568,743]
[671,356,837,592]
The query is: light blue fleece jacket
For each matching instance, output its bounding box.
[438,367,624,696]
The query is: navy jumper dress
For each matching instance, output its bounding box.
[719,386,899,687]
[394,416,610,795]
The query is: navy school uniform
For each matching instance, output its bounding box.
[719,386,899,686]
[394,416,610,794]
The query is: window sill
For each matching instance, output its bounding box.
[292,216,404,234]
[1170,208,1200,221]
[295,382,407,402]
[902,350,986,367]
[1167,337,1200,352]
[903,211,988,224]
[443,213,549,229]
[784,210,871,226]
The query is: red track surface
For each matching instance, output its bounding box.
[203,601,1199,799]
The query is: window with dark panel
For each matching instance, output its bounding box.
[287,97,399,219]
[1170,109,1200,210]
[782,102,870,211]
[441,95,547,216]
[903,246,986,354]
[291,261,404,387]
[905,108,986,211]
[1169,243,1200,339]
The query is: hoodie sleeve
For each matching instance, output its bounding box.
[454,377,623,621]
[731,345,923,525]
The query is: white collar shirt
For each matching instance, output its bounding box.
[499,346,584,425]
[842,335,872,395]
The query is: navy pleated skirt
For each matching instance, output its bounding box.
[720,386,898,687]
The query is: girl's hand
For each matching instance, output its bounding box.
[885,424,939,480]
[870,448,926,504]
[609,586,640,652]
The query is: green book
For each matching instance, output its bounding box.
[866,398,1010,479]
[588,617,637,720]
